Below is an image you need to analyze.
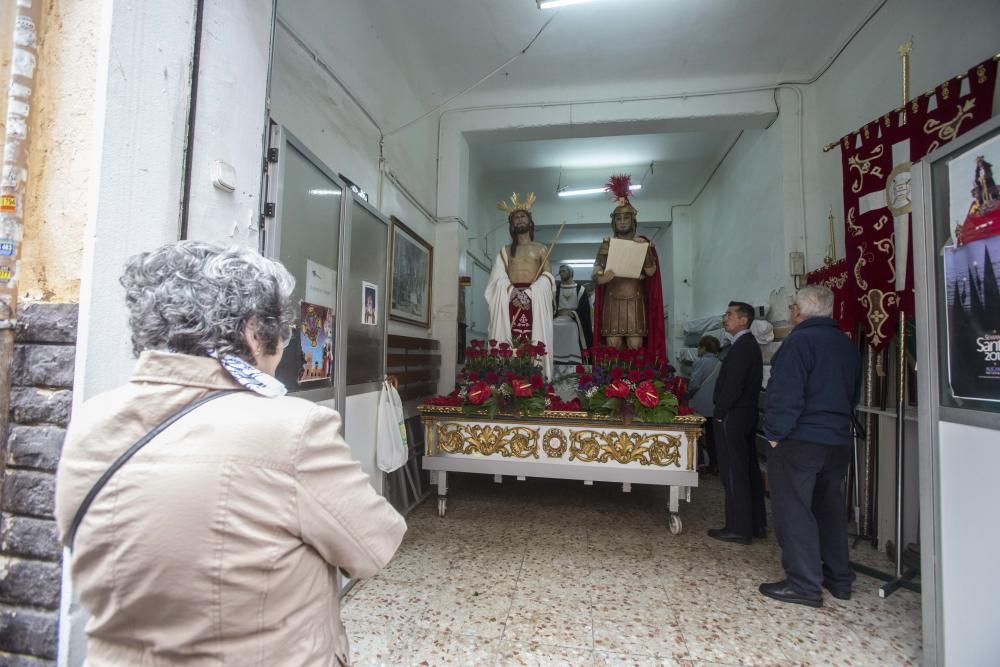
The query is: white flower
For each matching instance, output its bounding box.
[585,386,599,398]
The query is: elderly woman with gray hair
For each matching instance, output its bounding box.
[55,241,406,666]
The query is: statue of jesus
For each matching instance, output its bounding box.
[485,192,555,379]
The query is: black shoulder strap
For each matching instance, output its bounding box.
[67,389,243,550]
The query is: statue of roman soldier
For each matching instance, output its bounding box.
[591,175,667,362]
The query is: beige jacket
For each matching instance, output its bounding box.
[55,352,406,666]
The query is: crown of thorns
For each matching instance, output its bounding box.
[496,192,537,214]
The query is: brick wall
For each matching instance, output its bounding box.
[0,304,77,665]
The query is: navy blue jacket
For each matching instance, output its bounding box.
[763,317,861,446]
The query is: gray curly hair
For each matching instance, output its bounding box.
[121,241,296,363]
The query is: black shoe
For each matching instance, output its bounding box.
[758,581,823,608]
[753,527,767,539]
[822,580,851,600]
[707,528,751,545]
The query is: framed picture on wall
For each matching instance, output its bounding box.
[389,216,433,328]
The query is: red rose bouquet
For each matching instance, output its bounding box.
[575,345,681,423]
[447,339,549,417]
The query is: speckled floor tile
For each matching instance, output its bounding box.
[347,624,411,666]
[394,628,500,666]
[593,651,698,666]
[591,609,689,660]
[497,640,596,666]
[769,615,918,666]
[502,602,595,649]
[676,609,792,666]
[346,474,922,666]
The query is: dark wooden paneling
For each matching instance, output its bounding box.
[387,353,440,367]
[387,334,440,351]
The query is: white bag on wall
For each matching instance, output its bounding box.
[377,380,408,473]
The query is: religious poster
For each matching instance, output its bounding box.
[942,236,1000,402]
[949,131,1000,246]
[362,281,378,326]
[298,302,333,384]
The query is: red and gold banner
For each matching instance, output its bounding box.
[838,55,998,350]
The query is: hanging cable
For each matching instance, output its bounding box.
[383,12,559,138]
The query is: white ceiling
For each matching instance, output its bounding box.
[472,131,738,173]
[280,0,883,240]
[470,130,740,212]
[353,0,882,110]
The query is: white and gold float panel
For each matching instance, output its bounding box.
[418,407,704,534]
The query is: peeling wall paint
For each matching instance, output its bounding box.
[18,0,99,303]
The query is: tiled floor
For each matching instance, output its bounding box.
[343,474,922,666]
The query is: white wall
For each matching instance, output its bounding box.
[269,22,438,341]
[937,421,1000,665]
[74,0,197,403]
[686,128,785,319]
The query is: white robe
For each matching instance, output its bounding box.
[485,246,555,380]
[553,282,587,365]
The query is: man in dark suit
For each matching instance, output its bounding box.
[709,301,766,545]
[759,285,861,607]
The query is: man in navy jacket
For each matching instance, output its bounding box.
[760,285,861,608]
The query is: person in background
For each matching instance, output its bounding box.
[55,241,406,666]
[759,285,861,608]
[709,301,767,545]
[685,335,722,474]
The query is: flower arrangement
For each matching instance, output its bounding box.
[423,341,690,424]
[457,339,548,418]
[575,346,687,424]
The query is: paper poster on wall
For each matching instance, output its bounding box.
[362,281,378,326]
[298,301,333,384]
[305,259,336,311]
[943,234,1000,403]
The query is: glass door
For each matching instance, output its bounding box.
[262,123,347,412]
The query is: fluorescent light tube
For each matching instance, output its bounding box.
[558,184,641,197]
[538,0,599,8]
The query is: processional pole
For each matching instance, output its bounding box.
[881,37,920,598]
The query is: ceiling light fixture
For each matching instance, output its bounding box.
[558,184,641,198]
[537,0,600,9]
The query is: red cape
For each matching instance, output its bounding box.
[593,237,668,365]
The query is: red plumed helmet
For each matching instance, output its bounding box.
[605,174,637,215]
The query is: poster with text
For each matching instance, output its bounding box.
[943,234,1000,403]
[298,302,333,384]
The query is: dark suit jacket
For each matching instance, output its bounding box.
[712,331,763,419]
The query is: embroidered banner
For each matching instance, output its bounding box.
[841,118,900,350]
[806,259,854,337]
[838,55,998,350]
